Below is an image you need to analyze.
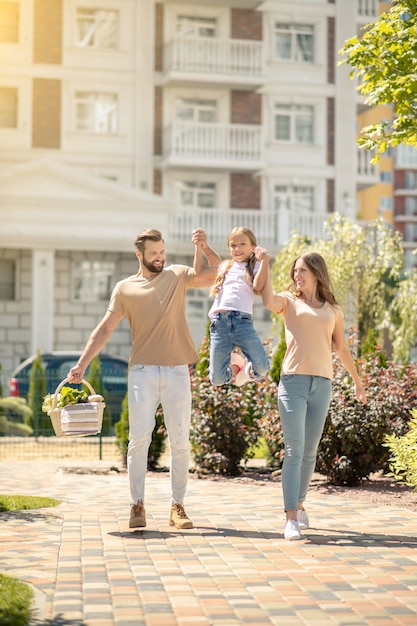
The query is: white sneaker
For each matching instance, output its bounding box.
[297,509,309,529]
[284,519,301,541]
[235,361,253,386]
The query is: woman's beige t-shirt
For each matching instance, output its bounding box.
[108,265,199,367]
[279,291,343,380]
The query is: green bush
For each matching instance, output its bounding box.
[0,573,33,626]
[85,355,112,434]
[28,350,53,435]
[0,397,33,436]
[190,335,277,475]
[316,348,417,486]
[115,392,166,469]
[384,409,417,491]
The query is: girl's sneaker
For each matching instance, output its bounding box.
[235,361,253,386]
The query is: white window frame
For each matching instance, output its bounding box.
[274,185,315,213]
[175,98,217,123]
[176,15,217,38]
[76,7,119,50]
[274,22,314,63]
[176,180,217,209]
[74,91,118,134]
[405,197,417,217]
[0,85,17,127]
[0,258,16,301]
[72,260,116,303]
[273,103,314,144]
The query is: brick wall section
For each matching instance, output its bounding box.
[33,0,62,64]
[231,173,260,209]
[231,91,261,125]
[231,9,262,40]
[327,17,335,84]
[155,3,163,72]
[32,78,61,148]
[327,179,335,213]
[327,97,334,165]
[153,169,162,195]
[154,86,163,155]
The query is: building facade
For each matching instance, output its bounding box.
[0,0,394,378]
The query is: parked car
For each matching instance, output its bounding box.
[9,352,128,425]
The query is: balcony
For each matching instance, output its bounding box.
[356,148,379,189]
[163,36,264,89]
[162,121,264,170]
[169,207,327,254]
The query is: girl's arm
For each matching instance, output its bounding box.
[252,247,271,294]
[332,315,367,403]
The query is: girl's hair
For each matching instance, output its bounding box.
[210,227,257,297]
[289,252,338,305]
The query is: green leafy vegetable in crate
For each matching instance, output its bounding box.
[42,386,88,413]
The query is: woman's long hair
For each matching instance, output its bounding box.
[289,252,338,305]
[210,227,258,297]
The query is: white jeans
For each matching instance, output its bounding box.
[127,364,192,506]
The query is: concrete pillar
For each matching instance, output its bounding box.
[31,249,54,354]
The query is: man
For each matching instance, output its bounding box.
[68,228,221,529]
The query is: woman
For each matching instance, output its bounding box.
[262,252,367,540]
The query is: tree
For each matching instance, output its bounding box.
[339,0,417,161]
[270,214,409,358]
[28,350,51,434]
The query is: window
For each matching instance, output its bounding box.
[176,98,216,123]
[0,86,17,127]
[186,288,209,321]
[379,171,392,183]
[177,16,216,38]
[0,259,15,300]
[76,8,118,49]
[405,172,417,190]
[274,104,314,144]
[379,196,393,210]
[177,181,216,208]
[405,223,417,243]
[275,23,314,62]
[73,261,115,302]
[0,2,19,42]
[75,92,118,133]
[405,197,417,217]
[274,185,314,212]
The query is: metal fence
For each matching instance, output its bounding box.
[0,435,122,462]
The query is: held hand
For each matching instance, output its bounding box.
[192,228,207,247]
[254,246,269,261]
[354,382,367,404]
[67,365,85,384]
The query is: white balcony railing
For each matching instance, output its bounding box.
[358,0,378,17]
[170,207,327,249]
[164,121,262,165]
[165,36,263,77]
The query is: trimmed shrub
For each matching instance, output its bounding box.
[316,348,417,485]
[85,355,112,434]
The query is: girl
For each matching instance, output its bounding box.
[207,227,270,387]
[262,252,367,540]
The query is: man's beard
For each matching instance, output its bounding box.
[142,257,164,274]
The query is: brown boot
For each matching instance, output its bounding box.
[169,503,193,529]
[129,501,146,528]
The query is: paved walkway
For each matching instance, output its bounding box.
[0,460,416,626]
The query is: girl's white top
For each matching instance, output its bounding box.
[209,260,260,318]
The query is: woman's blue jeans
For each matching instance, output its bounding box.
[209,311,270,385]
[278,374,332,511]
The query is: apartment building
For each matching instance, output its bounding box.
[0,0,385,375]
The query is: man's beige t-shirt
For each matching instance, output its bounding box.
[279,292,343,381]
[108,265,199,366]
